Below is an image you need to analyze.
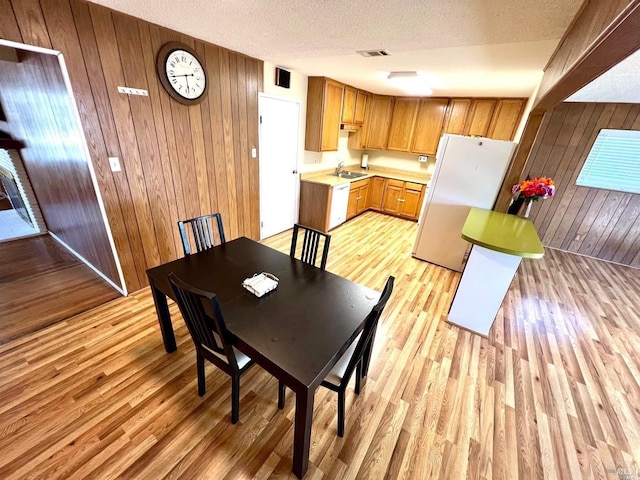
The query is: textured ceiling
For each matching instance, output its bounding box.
[88,0,584,97]
[566,48,640,103]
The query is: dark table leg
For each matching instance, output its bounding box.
[292,387,315,478]
[149,281,177,353]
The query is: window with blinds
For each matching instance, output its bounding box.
[576,129,640,194]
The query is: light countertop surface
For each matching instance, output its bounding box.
[300,167,430,187]
[461,208,544,259]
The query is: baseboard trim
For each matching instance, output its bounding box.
[49,232,128,296]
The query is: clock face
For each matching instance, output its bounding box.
[164,49,207,100]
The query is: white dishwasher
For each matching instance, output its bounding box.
[329,183,350,230]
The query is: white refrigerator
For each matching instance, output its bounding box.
[412,134,516,272]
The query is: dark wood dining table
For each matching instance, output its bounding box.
[146,237,378,478]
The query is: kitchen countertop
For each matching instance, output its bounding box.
[461,208,544,259]
[300,166,430,187]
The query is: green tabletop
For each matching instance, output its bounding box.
[461,208,545,259]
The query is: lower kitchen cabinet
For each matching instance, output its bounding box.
[382,179,404,214]
[299,175,426,232]
[347,179,370,220]
[368,177,385,210]
[382,179,425,220]
[399,182,424,219]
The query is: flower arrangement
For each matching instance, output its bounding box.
[508,176,555,217]
[512,177,556,201]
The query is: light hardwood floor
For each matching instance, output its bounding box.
[0,212,638,479]
[0,235,120,344]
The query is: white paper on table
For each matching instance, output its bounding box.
[242,272,279,298]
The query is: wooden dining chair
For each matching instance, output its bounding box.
[278,276,395,436]
[168,273,254,424]
[289,223,331,270]
[177,212,226,255]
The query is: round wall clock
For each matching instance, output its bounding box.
[156,42,208,105]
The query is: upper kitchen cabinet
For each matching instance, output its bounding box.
[443,98,472,135]
[486,99,526,140]
[354,90,368,125]
[341,86,357,124]
[411,98,449,155]
[366,95,395,150]
[348,92,373,149]
[305,77,344,151]
[464,99,497,137]
[387,97,420,152]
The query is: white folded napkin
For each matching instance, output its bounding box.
[242,272,279,298]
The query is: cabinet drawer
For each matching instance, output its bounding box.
[405,182,424,192]
[387,179,404,188]
[350,178,370,190]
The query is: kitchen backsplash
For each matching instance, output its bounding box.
[301,130,436,175]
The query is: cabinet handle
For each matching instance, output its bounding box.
[357,196,362,200]
[398,198,405,202]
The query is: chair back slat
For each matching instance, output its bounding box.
[168,273,239,370]
[178,213,226,255]
[290,224,331,270]
[339,276,394,388]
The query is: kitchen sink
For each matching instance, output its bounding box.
[331,171,368,179]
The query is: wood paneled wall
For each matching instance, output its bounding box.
[524,102,640,267]
[0,0,263,292]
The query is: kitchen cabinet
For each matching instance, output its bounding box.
[368,176,385,210]
[382,179,425,220]
[399,182,424,219]
[299,180,332,231]
[305,77,344,152]
[341,86,357,124]
[443,98,472,135]
[387,97,420,152]
[347,178,370,220]
[366,95,394,150]
[464,99,497,137]
[486,99,526,140]
[354,90,367,125]
[411,98,449,155]
[348,92,373,149]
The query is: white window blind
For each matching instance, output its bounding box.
[576,129,640,194]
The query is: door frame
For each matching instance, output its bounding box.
[258,93,301,240]
[0,38,127,295]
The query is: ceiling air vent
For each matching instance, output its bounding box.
[357,49,390,57]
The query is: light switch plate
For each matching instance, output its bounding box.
[418,155,429,163]
[108,157,121,172]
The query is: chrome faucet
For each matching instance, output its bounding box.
[335,161,345,175]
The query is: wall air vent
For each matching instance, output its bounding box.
[357,49,390,57]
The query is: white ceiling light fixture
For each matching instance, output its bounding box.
[387,71,433,95]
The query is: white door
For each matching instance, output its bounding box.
[258,95,300,239]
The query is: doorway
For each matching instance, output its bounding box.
[258,94,300,239]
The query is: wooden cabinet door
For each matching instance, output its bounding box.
[383,180,403,214]
[356,184,369,214]
[411,98,449,155]
[366,95,394,150]
[347,187,359,219]
[399,183,424,220]
[464,99,497,137]
[348,92,372,150]
[368,177,385,210]
[320,79,344,151]
[341,85,356,124]
[386,97,419,151]
[486,98,525,140]
[354,90,367,125]
[443,98,471,135]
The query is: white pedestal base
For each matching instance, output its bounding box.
[448,245,521,336]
